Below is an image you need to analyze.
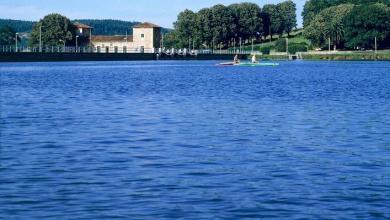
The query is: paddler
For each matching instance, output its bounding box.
[251,54,258,63]
[233,54,240,64]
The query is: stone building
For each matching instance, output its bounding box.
[74,22,92,38]
[91,22,161,53]
[74,22,92,46]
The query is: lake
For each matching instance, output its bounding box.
[1,60,389,219]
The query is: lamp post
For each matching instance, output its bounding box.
[251,38,254,54]
[233,38,236,52]
[59,40,65,52]
[375,37,377,54]
[239,37,242,53]
[15,33,19,52]
[39,24,42,52]
[286,37,289,55]
[76,36,79,53]
[161,34,164,49]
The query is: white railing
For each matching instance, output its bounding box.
[0,46,156,54]
[0,45,254,55]
[298,50,389,55]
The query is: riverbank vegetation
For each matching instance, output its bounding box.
[166,0,390,53]
[164,1,297,49]
[303,0,390,50]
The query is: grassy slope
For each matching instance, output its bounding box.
[239,29,311,51]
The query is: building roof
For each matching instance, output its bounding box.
[74,22,92,29]
[91,35,133,42]
[133,22,161,28]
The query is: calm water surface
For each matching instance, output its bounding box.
[1,61,390,219]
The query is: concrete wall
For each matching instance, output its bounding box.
[0,52,248,62]
[0,52,155,62]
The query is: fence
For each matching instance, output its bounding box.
[0,45,253,55]
[0,45,157,54]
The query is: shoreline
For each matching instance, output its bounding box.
[1,52,389,62]
[260,53,390,61]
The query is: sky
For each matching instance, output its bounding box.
[0,0,306,28]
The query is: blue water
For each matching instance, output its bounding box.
[1,60,389,219]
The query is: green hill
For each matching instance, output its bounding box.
[0,19,35,33]
[73,19,138,35]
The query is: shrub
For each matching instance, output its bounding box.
[275,38,287,52]
[288,42,308,54]
[260,46,271,55]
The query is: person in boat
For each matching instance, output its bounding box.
[233,54,240,64]
[251,54,258,63]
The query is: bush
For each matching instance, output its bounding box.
[288,42,308,54]
[260,46,271,55]
[275,38,286,52]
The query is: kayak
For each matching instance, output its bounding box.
[218,62,235,66]
[239,62,279,66]
[217,62,279,66]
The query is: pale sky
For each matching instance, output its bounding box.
[0,0,306,28]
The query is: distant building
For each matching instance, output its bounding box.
[91,22,161,53]
[74,22,92,46]
[90,35,133,53]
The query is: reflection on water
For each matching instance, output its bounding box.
[1,61,390,219]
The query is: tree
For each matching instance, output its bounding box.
[210,4,235,48]
[30,13,76,47]
[262,4,279,40]
[229,3,262,41]
[278,0,297,36]
[344,3,390,49]
[174,9,197,48]
[0,25,18,45]
[163,31,181,48]
[302,0,390,27]
[302,0,332,28]
[196,8,214,48]
[304,4,354,50]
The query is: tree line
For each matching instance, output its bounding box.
[0,17,170,47]
[164,1,297,49]
[0,19,35,33]
[303,0,390,50]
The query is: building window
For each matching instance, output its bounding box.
[141,34,145,38]
[114,46,118,53]
[123,46,127,53]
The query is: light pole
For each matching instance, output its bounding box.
[59,40,65,52]
[239,37,242,53]
[286,37,289,55]
[269,18,272,43]
[375,37,377,54]
[233,38,236,52]
[39,24,42,52]
[125,31,128,44]
[15,33,19,52]
[251,38,254,54]
[162,34,164,49]
[76,36,79,53]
